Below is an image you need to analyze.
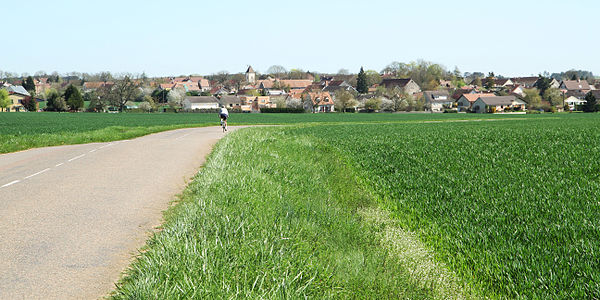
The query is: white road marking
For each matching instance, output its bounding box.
[55,163,64,167]
[99,143,114,149]
[1,180,20,188]
[68,154,85,162]
[89,149,97,153]
[24,168,50,179]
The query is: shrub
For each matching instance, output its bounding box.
[260,107,305,113]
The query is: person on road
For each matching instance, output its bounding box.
[219,105,229,131]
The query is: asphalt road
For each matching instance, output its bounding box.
[0,126,241,299]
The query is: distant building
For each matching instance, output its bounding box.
[379,78,421,95]
[472,96,526,113]
[423,90,452,112]
[456,93,495,112]
[182,96,220,110]
[246,66,256,84]
[3,85,31,112]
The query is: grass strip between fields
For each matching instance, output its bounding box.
[110,127,472,299]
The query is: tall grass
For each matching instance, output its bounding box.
[111,127,466,299]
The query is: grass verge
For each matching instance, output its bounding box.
[110,127,468,299]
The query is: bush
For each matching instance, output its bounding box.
[260,107,305,113]
[443,109,458,113]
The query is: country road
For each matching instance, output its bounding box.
[0,126,243,299]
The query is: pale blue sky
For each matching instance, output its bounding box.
[2,0,597,77]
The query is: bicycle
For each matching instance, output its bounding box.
[220,117,227,132]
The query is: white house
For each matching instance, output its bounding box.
[564,96,585,111]
[182,96,220,110]
[423,90,452,112]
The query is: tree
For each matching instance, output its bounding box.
[64,84,84,111]
[536,75,552,96]
[22,97,37,112]
[380,98,395,112]
[333,90,357,112]
[46,88,66,111]
[473,77,483,87]
[364,98,381,111]
[583,92,598,112]
[167,88,185,111]
[85,90,107,112]
[356,67,368,94]
[484,73,495,90]
[266,65,287,78]
[364,70,382,87]
[543,88,562,106]
[0,89,10,111]
[337,69,350,76]
[110,76,140,111]
[138,101,152,112]
[523,88,542,109]
[23,76,36,93]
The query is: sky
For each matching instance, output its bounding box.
[2,0,598,77]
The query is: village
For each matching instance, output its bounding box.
[1,64,599,114]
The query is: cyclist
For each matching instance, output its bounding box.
[219,105,229,131]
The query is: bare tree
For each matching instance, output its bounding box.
[267,65,287,78]
[110,76,139,111]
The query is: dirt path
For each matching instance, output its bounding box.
[0,126,244,299]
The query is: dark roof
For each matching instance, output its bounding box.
[452,88,476,100]
[219,95,241,105]
[246,66,255,73]
[423,90,451,103]
[511,77,539,86]
[380,78,412,88]
[185,96,219,104]
[478,96,516,106]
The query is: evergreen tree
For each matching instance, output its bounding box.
[64,84,84,111]
[536,75,551,96]
[583,92,597,112]
[23,76,36,92]
[356,67,368,94]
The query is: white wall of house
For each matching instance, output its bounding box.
[183,100,219,110]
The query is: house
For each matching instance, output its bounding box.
[537,78,561,89]
[199,78,211,92]
[439,79,455,89]
[302,91,334,113]
[510,77,539,88]
[452,87,478,100]
[492,78,514,88]
[323,80,357,95]
[509,85,525,97]
[564,96,585,111]
[560,80,591,94]
[456,93,495,111]
[218,95,242,110]
[265,89,286,96]
[423,90,452,112]
[182,96,220,110]
[4,85,31,112]
[380,78,421,95]
[472,96,526,113]
[239,95,273,112]
[83,81,114,91]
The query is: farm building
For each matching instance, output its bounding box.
[182,96,220,110]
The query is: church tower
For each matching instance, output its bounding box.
[245,65,256,84]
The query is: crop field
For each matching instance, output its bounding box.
[112,113,600,298]
[0,112,526,153]
[286,114,600,298]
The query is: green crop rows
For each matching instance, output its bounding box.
[284,114,600,298]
